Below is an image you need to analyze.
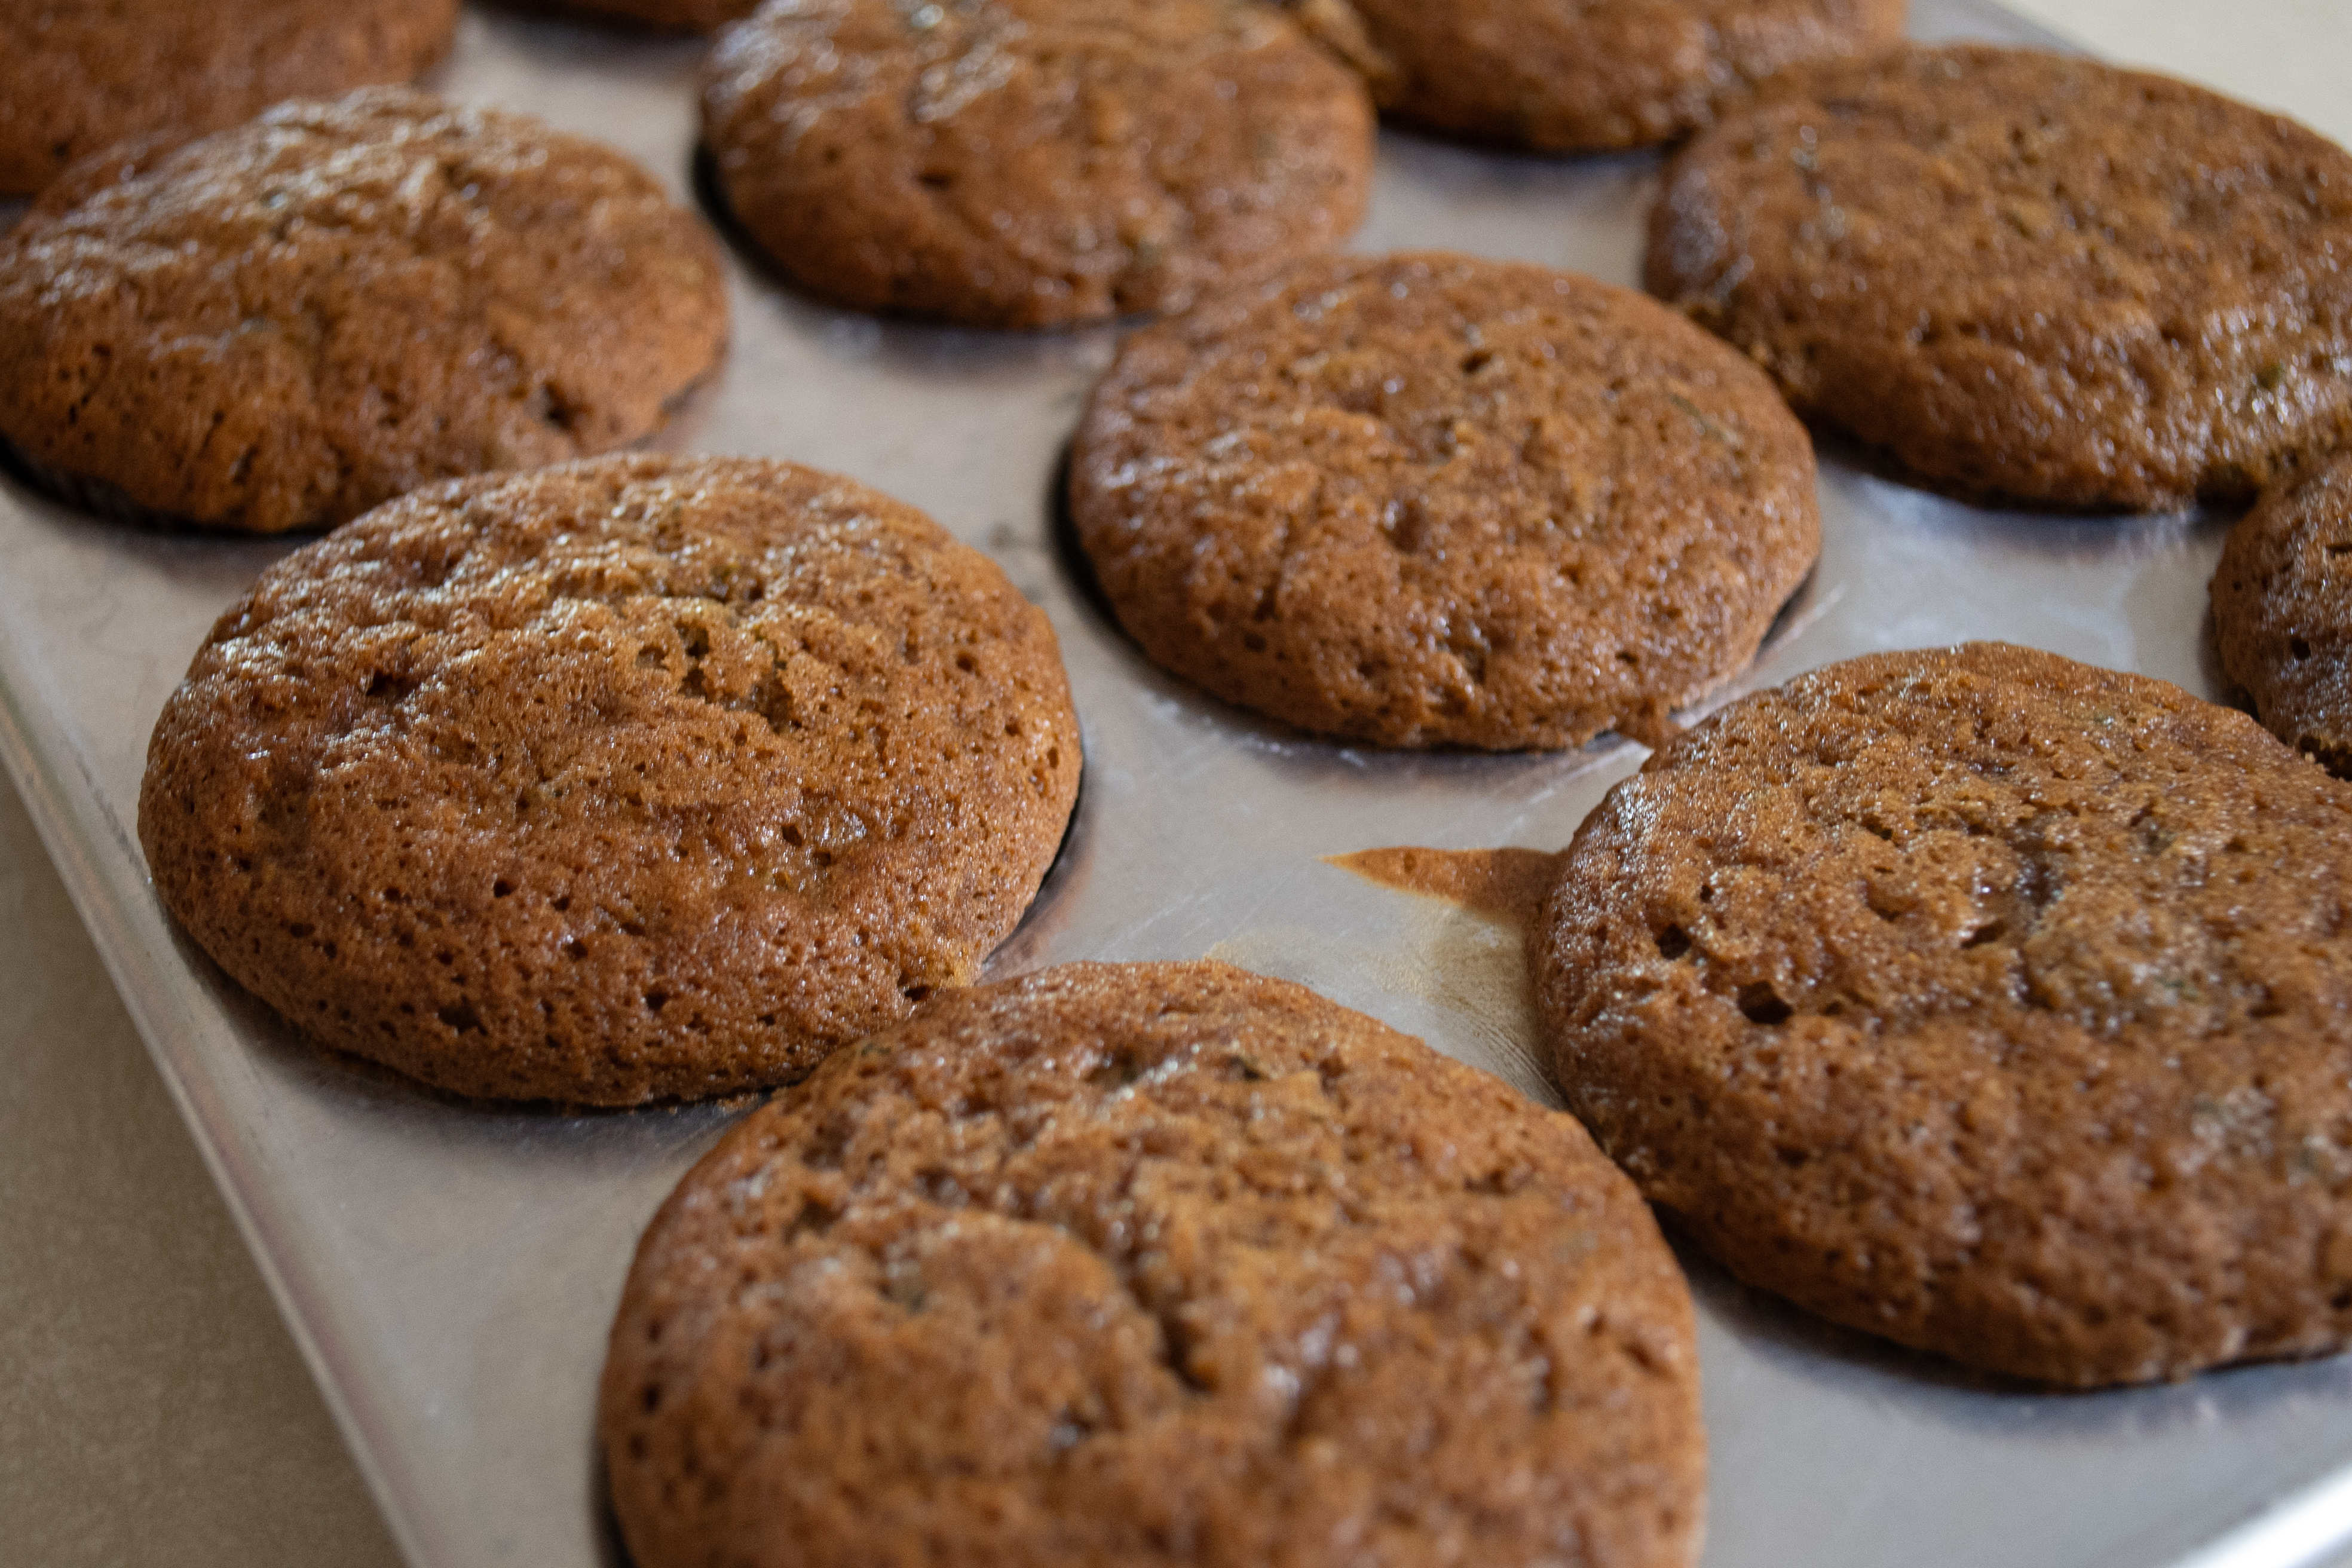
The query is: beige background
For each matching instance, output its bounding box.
[3,2,2348,1563]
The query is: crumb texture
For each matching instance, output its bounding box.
[0,0,458,195]
[1071,252,1820,751]
[602,960,1704,1568]
[0,88,728,534]
[1646,45,2352,510]
[700,0,1374,328]
[1533,642,2352,1385]
[2215,449,2352,776]
[1285,0,1903,152]
[137,456,1083,1104]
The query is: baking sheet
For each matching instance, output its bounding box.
[4,4,2351,1566]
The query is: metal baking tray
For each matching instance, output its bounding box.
[5,3,2350,1566]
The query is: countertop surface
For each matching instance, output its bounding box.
[4,4,2349,1564]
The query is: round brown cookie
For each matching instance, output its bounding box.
[0,0,458,197]
[1285,0,1904,154]
[699,0,1374,329]
[602,960,1705,1568]
[2214,449,2352,777]
[1069,252,1821,751]
[1530,641,2352,1386]
[0,88,728,535]
[137,455,1083,1105]
[1645,44,2352,512]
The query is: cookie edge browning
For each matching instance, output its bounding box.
[134,456,1084,1106]
[599,958,1707,1568]
[2213,449,2352,777]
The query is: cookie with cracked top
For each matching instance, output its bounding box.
[2213,449,2352,777]
[1284,0,1904,153]
[0,87,728,534]
[1069,251,1821,751]
[601,959,1705,1568]
[0,0,458,197]
[137,455,1083,1105]
[1646,44,2352,510]
[1531,642,2352,1385]
[699,0,1374,329]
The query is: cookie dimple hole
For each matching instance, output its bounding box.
[1088,1049,1146,1089]
[437,999,482,1033]
[363,669,416,701]
[1738,983,1794,1026]
[644,990,670,1014]
[1962,920,2005,949]
[2293,637,2314,660]
[492,878,514,899]
[1655,924,1692,960]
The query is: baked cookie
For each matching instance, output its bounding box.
[1646,45,2352,511]
[1286,0,1904,153]
[699,0,1374,329]
[137,456,1083,1105]
[0,88,728,535]
[1530,642,2352,1386]
[1069,252,1821,751]
[602,960,1704,1568]
[0,0,458,197]
[2215,449,2352,776]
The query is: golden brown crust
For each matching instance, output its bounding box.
[699,0,1374,329]
[2214,449,2352,776]
[137,456,1083,1105]
[0,88,729,534]
[0,0,459,197]
[1287,0,1905,153]
[1070,252,1821,751]
[1646,44,2352,512]
[602,960,1705,1568]
[1530,642,2352,1386]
